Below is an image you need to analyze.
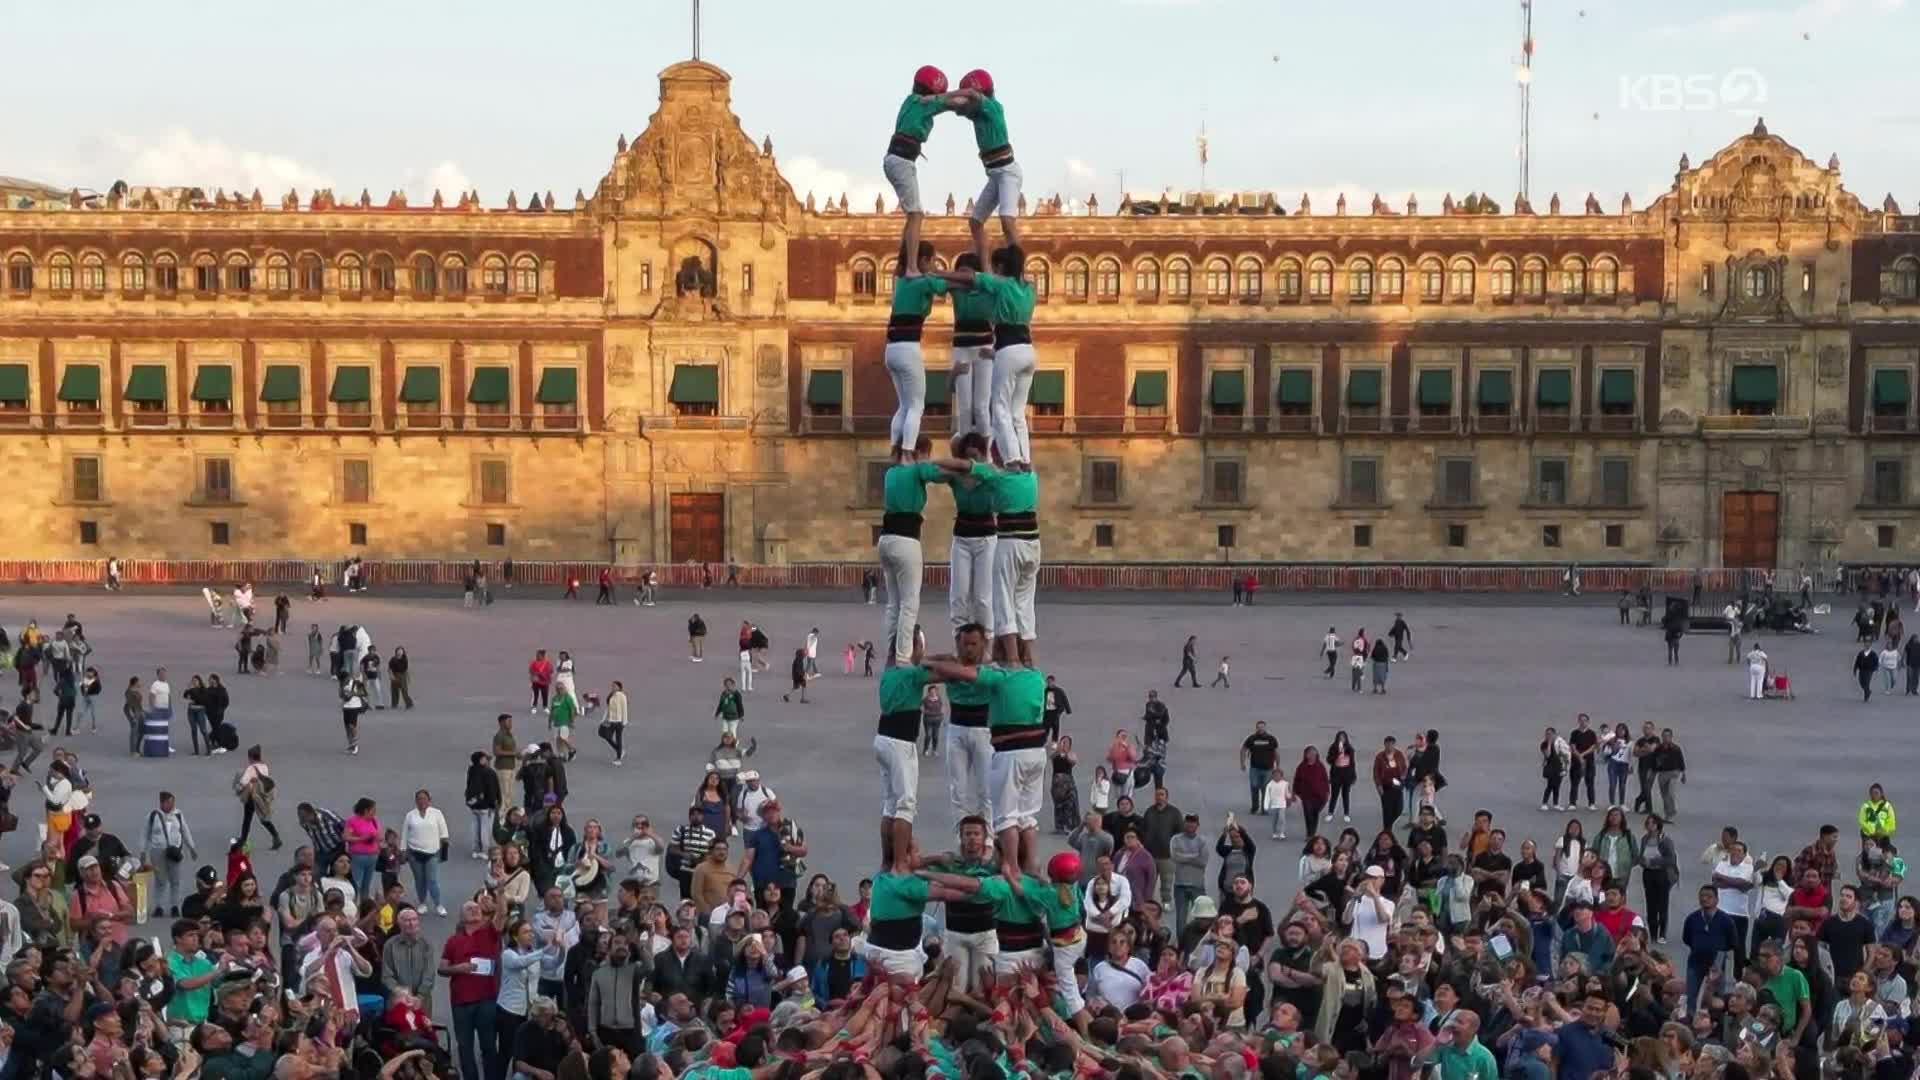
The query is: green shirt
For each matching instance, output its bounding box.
[868,872,931,922]
[967,95,1010,152]
[942,472,996,517]
[890,276,947,318]
[1432,1040,1500,1080]
[883,461,944,515]
[1765,967,1811,1030]
[970,461,1038,515]
[548,692,575,728]
[1022,877,1082,933]
[947,678,991,710]
[880,665,933,715]
[894,94,946,143]
[716,690,744,721]
[975,666,1046,729]
[969,272,1035,326]
[975,875,1040,927]
[952,288,996,326]
[167,951,217,1023]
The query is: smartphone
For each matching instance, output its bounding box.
[1489,933,1513,959]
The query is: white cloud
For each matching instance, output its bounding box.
[399,160,473,203]
[96,128,334,195]
[778,153,889,210]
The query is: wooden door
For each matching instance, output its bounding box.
[669,493,725,564]
[1721,490,1779,569]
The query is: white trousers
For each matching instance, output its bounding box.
[877,534,924,666]
[989,343,1037,466]
[1050,934,1087,1015]
[951,346,994,438]
[864,941,927,980]
[947,724,994,826]
[949,535,997,632]
[885,341,926,451]
[970,162,1024,222]
[989,745,1047,834]
[1748,664,1767,699]
[882,153,923,215]
[874,734,921,821]
[943,928,999,994]
[993,947,1043,977]
[738,650,753,691]
[992,536,1041,641]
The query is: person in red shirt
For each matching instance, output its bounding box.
[528,650,554,714]
[596,568,614,606]
[441,898,507,1080]
[1786,866,1831,936]
[1593,883,1641,941]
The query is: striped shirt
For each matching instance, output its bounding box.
[304,807,346,857]
[672,823,718,864]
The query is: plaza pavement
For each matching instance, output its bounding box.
[0,586,1895,1018]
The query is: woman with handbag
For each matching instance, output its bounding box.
[143,792,197,918]
[234,746,283,850]
[597,681,629,765]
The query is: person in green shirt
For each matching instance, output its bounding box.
[1759,940,1812,1043]
[878,442,978,669]
[948,253,997,438]
[941,432,998,640]
[943,623,996,833]
[953,69,1022,248]
[881,65,959,287]
[918,865,1046,986]
[876,637,932,867]
[714,678,745,739]
[924,655,1049,879]
[866,839,978,984]
[165,919,223,1026]
[547,686,576,761]
[933,247,1038,471]
[935,455,1042,665]
[1423,1013,1500,1080]
[886,242,947,464]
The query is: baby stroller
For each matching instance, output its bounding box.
[1761,672,1795,700]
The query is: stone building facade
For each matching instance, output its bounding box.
[2,60,1919,568]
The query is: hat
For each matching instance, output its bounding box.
[1187,895,1219,924]
[572,860,601,888]
[741,770,761,782]
[1046,851,1081,884]
[1364,865,1386,879]
[77,854,100,870]
[785,965,807,984]
[197,865,219,885]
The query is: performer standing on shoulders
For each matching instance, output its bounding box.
[934,245,1035,471]
[874,635,932,867]
[886,242,946,463]
[949,253,995,437]
[942,432,996,637]
[880,66,955,280]
[938,456,1041,665]
[944,623,995,837]
[952,70,1022,248]
[925,651,1048,882]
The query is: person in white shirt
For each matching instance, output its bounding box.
[1712,838,1757,975]
[625,815,664,887]
[804,628,820,679]
[401,789,450,916]
[1346,865,1396,958]
[601,682,630,766]
[1880,644,1902,692]
[1087,933,1151,1010]
[1321,628,1341,678]
[1262,773,1293,841]
[735,772,776,834]
[147,668,172,717]
[143,791,198,917]
[1746,644,1770,700]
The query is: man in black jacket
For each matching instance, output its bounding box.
[650,925,715,1002]
[465,751,502,860]
[1041,675,1071,743]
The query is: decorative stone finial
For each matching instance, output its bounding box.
[574,189,587,209]
[1886,194,1903,214]
[1087,193,1098,213]
[527,192,543,211]
[1621,192,1633,213]
[1585,192,1602,214]
[546,191,555,210]
[1827,153,1840,172]
[282,189,298,211]
[1298,192,1311,215]
[1335,192,1347,216]
[1370,193,1386,215]
[1442,193,1455,214]
[944,193,955,215]
[249,188,263,209]
[804,191,815,211]
[1407,193,1418,215]
[357,188,371,208]
[617,134,628,153]
[432,189,444,209]
[875,194,885,214]
[1548,192,1562,214]
[506,190,518,210]
[964,196,975,215]
[1752,116,1768,137]
[1678,153,1691,171]
[1016,193,1027,214]
[761,135,773,156]
[838,193,848,211]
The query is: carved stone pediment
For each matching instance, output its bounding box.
[592,61,799,223]
[1658,123,1867,224]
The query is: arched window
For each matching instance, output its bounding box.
[1377,258,1404,301]
[193,252,220,292]
[1743,265,1772,300]
[881,258,898,297]
[1490,258,1516,300]
[1094,258,1120,300]
[5,254,30,293]
[1063,258,1089,301]
[1520,257,1547,300]
[411,254,436,296]
[1889,257,1920,302]
[480,255,508,295]
[265,254,292,292]
[1418,258,1444,301]
[297,253,324,293]
[1448,257,1476,300]
[1560,256,1587,300]
[1165,258,1191,300]
[1133,259,1160,300]
[511,255,540,295]
[1235,257,1262,300]
[338,253,365,293]
[1306,258,1333,301]
[153,253,179,292]
[370,254,396,293]
[47,253,74,291]
[851,258,877,297]
[1348,258,1374,302]
[79,253,106,292]
[121,253,148,292]
[1591,257,1619,299]
[1276,258,1302,301]
[225,253,252,292]
[1025,258,1050,301]
[442,254,469,294]
[1203,257,1230,300]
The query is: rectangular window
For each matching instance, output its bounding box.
[640,263,652,292]
[201,458,234,503]
[1416,369,1453,418]
[0,363,28,415]
[191,364,234,417]
[1094,524,1115,548]
[1476,369,1513,418]
[1446,523,1468,548]
[486,523,508,547]
[1604,524,1625,548]
[342,459,371,504]
[1089,459,1121,504]
[210,521,231,546]
[1208,369,1246,417]
[1129,370,1169,424]
[398,365,441,425]
[1729,364,1779,416]
[668,364,720,417]
[1542,524,1562,548]
[194,263,219,292]
[1873,369,1911,419]
[1275,369,1313,417]
[479,460,510,504]
[741,264,754,295]
[58,364,101,414]
[1535,368,1573,419]
[1353,524,1372,548]
[1346,458,1380,505]
[78,521,99,545]
[1534,458,1569,505]
[72,456,102,502]
[348,523,368,546]
[1700,263,1715,296]
[1802,263,1815,297]
[536,367,579,427]
[1217,524,1237,549]
[1436,457,1475,506]
[260,364,302,424]
[805,370,844,417]
[1598,369,1637,416]
[330,365,373,427]
[1879,525,1897,549]
[1872,459,1904,506]
[1029,370,1066,417]
[469,366,511,427]
[1207,459,1244,504]
[1599,458,1632,506]
[863,460,888,506]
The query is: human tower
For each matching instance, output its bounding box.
[859,65,1091,1027]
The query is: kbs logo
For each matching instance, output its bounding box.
[1617,68,1767,114]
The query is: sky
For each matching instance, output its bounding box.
[9,0,1920,216]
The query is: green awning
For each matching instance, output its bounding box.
[398,365,440,403]
[1416,369,1453,408]
[535,367,577,405]
[1730,364,1778,406]
[329,366,371,403]
[805,369,842,407]
[1029,370,1066,407]
[1276,369,1313,406]
[1874,368,1910,408]
[668,364,718,405]
[1477,369,1512,407]
[191,364,232,402]
[1131,370,1168,408]
[260,365,301,402]
[1536,368,1573,407]
[1209,370,1246,407]
[924,371,951,406]
[468,367,510,405]
[57,364,100,403]
[1346,369,1381,407]
[0,364,27,401]
[124,364,168,404]
[1599,369,1636,407]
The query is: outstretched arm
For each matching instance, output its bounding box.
[923,659,980,683]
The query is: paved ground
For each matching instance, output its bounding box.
[0,586,1896,1019]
